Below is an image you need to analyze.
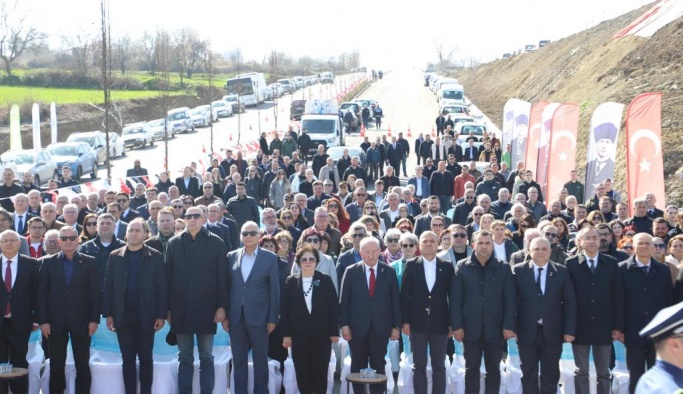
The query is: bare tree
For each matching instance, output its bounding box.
[227,48,242,73]
[0,0,46,76]
[434,39,457,72]
[113,34,134,75]
[62,31,95,76]
[140,31,159,75]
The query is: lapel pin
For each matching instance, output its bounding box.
[549,272,554,277]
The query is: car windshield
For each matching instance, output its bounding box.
[192,109,202,115]
[328,148,359,160]
[443,106,467,114]
[443,90,464,100]
[168,112,186,121]
[301,119,335,134]
[123,127,144,135]
[211,102,225,108]
[225,96,237,102]
[148,119,164,127]
[462,125,485,135]
[1,153,34,165]
[49,146,77,156]
[70,136,95,147]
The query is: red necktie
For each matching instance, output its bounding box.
[5,261,11,316]
[369,267,376,298]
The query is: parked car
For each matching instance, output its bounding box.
[326,146,367,170]
[198,104,219,122]
[122,123,155,149]
[539,40,551,47]
[167,107,194,134]
[66,131,108,165]
[339,102,361,131]
[524,44,536,52]
[320,72,334,84]
[223,95,245,113]
[502,53,512,59]
[440,105,470,116]
[191,107,211,127]
[47,142,99,180]
[211,100,233,118]
[0,149,58,187]
[146,119,173,141]
[107,132,126,158]
[277,79,295,93]
[293,76,304,89]
[290,100,306,121]
[353,98,376,109]
[268,83,284,98]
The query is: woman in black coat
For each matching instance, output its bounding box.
[281,244,339,394]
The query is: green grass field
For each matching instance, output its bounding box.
[0,86,182,105]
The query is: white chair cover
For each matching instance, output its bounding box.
[40,339,77,394]
[611,341,630,394]
[282,347,337,394]
[447,339,466,394]
[26,329,44,394]
[339,341,395,394]
[228,350,283,394]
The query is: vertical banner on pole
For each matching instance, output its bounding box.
[584,102,624,201]
[51,102,59,144]
[502,99,531,166]
[625,92,664,212]
[524,102,548,180]
[545,103,580,209]
[32,103,42,150]
[9,104,21,151]
[536,103,561,198]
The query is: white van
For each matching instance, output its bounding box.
[439,83,465,105]
[300,99,344,158]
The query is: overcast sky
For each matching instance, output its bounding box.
[30,0,654,70]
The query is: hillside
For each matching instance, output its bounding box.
[453,3,683,205]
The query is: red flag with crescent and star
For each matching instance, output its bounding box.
[524,101,548,181]
[625,92,664,212]
[545,103,580,209]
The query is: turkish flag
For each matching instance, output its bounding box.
[525,101,548,180]
[625,92,664,212]
[119,178,132,194]
[545,104,580,209]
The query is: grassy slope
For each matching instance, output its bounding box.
[453,5,683,204]
[0,86,184,105]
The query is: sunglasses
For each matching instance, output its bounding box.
[356,194,367,197]
[465,196,474,199]
[399,227,412,231]
[472,213,483,217]
[183,201,193,205]
[86,222,98,227]
[328,204,339,209]
[401,243,415,248]
[116,199,128,203]
[282,215,293,220]
[241,231,258,237]
[352,233,366,239]
[622,245,634,250]
[305,238,320,244]
[544,232,558,238]
[173,205,184,209]
[203,186,213,189]
[654,244,666,249]
[183,213,202,220]
[59,236,78,241]
[387,238,399,243]
[452,233,467,239]
[300,257,316,263]
[432,223,444,227]
[366,207,376,210]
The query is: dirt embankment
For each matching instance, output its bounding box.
[453,4,683,204]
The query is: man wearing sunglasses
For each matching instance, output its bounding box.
[227,221,280,394]
[414,196,452,237]
[38,226,100,394]
[539,223,567,266]
[166,207,228,394]
[336,223,369,287]
[452,189,476,226]
[194,181,221,208]
[438,224,473,266]
[116,193,140,224]
[596,224,629,262]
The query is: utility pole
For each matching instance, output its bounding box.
[100,0,112,180]
[206,46,215,153]
[271,51,278,130]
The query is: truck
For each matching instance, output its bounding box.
[300,99,345,158]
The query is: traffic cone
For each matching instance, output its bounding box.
[229,133,233,141]
[249,124,252,131]
[387,125,392,137]
[265,115,269,122]
[202,145,206,153]
[360,123,365,137]
[407,125,412,138]
[431,126,436,138]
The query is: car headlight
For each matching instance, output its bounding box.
[327,138,336,144]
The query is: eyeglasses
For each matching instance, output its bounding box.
[282,215,293,220]
[183,214,202,220]
[452,233,468,239]
[432,223,444,228]
[622,245,634,250]
[0,239,19,244]
[544,232,558,238]
[387,238,399,243]
[352,233,366,239]
[285,196,294,200]
[328,204,338,209]
[465,196,474,199]
[183,201,193,206]
[401,243,415,248]
[305,238,320,244]
[299,257,316,263]
[324,184,333,187]
[203,186,213,189]
[241,231,258,237]
[86,222,98,227]
[654,244,666,249]
[356,194,367,197]
[472,213,483,217]
[173,205,184,209]
[366,207,376,211]
[59,236,78,241]
[116,199,128,203]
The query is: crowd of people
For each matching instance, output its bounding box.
[0,123,683,394]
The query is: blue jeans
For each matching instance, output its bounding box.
[176,333,215,394]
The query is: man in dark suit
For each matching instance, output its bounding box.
[401,231,456,394]
[386,137,402,173]
[116,193,141,224]
[38,226,100,394]
[512,237,577,394]
[175,166,201,198]
[463,140,479,162]
[448,141,464,162]
[414,133,425,165]
[452,230,517,394]
[0,229,39,394]
[566,226,624,394]
[10,193,34,235]
[430,161,454,214]
[336,223,367,288]
[103,218,167,394]
[584,123,617,199]
[345,188,368,224]
[125,160,149,177]
[226,221,281,394]
[618,232,674,393]
[166,206,228,394]
[414,196,452,237]
[145,207,175,258]
[340,237,401,394]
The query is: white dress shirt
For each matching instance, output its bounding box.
[240,247,259,280]
[415,177,423,197]
[583,252,599,269]
[1,255,18,289]
[423,257,437,292]
[302,277,313,313]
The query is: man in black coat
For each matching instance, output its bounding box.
[448,142,464,162]
[401,231,456,394]
[617,232,674,393]
[386,136,402,172]
[125,160,149,177]
[414,133,425,165]
[104,219,167,394]
[297,129,312,164]
[38,226,100,394]
[376,137,387,177]
[435,113,446,136]
[340,237,400,394]
[0,229,39,394]
[566,226,624,394]
[512,237,576,394]
[452,189,476,226]
[0,168,24,212]
[452,230,516,394]
[166,206,228,394]
[429,161,454,214]
[175,166,201,198]
[397,132,410,177]
[418,135,434,166]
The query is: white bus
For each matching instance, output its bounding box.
[225,72,267,107]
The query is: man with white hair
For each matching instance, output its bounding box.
[313,207,342,256]
[379,192,401,230]
[41,202,65,231]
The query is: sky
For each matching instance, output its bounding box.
[28,0,654,70]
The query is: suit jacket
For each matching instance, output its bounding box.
[206,222,233,252]
[448,144,463,162]
[386,143,402,165]
[103,246,168,330]
[512,261,576,345]
[336,249,361,288]
[566,253,624,345]
[11,212,35,235]
[120,208,141,224]
[618,256,674,343]
[37,252,100,333]
[345,202,364,223]
[400,256,456,335]
[227,247,280,326]
[379,209,400,232]
[166,228,228,334]
[414,214,452,237]
[115,221,128,241]
[463,146,479,161]
[0,255,39,333]
[408,176,430,199]
[279,271,339,339]
[175,176,201,198]
[339,262,401,339]
[452,255,517,341]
